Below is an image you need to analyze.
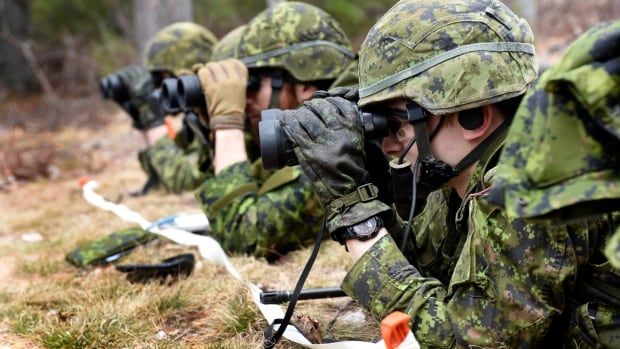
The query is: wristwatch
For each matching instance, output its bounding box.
[332,215,384,245]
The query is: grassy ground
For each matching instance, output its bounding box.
[0,107,379,348]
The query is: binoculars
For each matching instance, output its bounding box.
[159,74,262,113]
[99,73,130,104]
[259,101,390,170]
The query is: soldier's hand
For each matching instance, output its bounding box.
[117,66,163,130]
[279,96,391,233]
[197,59,248,133]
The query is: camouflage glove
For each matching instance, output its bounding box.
[197,59,247,132]
[279,95,391,233]
[117,66,163,130]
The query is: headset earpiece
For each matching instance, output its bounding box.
[457,108,484,130]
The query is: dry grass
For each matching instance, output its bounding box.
[0,108,379,348]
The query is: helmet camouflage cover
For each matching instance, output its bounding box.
[143,22,218,75]
[211,25,245,61]
[488,20,620,223]
[237,1,354,82]
[357,0,538,113]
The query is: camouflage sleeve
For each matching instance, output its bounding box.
[138,136,211,193]
[606,226,620,269]
[195,160,324,261]
[342,196,577,348]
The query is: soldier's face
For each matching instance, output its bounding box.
[246,75,306,141]
[246,75,272,121]
[379,99,459,168]
[381,100,452,165]
[380,100,418,165]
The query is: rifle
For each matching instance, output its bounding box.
[260,287,347,304]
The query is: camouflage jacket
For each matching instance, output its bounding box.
[138,134,211,194]
[138,123,260,194]
[195,159,324,262]
[341,137,616,348]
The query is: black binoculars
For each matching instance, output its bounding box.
[160,74,262,113]
[150,76,206,119]
[259,102,389,170]
[99,73,130,104]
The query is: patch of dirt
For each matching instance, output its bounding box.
[0,256,22,288]
[0,321,42,349]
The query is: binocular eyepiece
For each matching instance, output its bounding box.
[259,110,298,170]
[159,75,207,112]
[99,74,129,103]
[160,78,181,114]
[259,102,390,171]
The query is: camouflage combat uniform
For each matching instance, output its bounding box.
[137,22,218,193]
[488,20,620,347]
[194,2,354,261]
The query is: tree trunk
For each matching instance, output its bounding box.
[0,0,38,94]
[133,0,193,58]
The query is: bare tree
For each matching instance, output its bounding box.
[0,0,39,94]
[133,0,193,56]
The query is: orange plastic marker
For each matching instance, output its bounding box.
[77,176,91,188]
[381,311,411,349]
[164,116,176,139]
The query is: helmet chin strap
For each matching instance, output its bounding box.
[268,70,284,109]
[394,102,509,252]
[408,102,509,198]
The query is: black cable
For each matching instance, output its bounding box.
[264,216,327,348]
[400,160,419,252]
[399,136,416,164]
[397,116,443,252]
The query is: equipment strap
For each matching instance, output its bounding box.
[327,183,380,220]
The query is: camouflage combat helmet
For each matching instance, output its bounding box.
[357,0,538,113]
[488,20,620,224]
[211,25,245,61]
[237,2,354,82]
[143,22,218,75]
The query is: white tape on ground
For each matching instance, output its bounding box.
[81,180,418,349]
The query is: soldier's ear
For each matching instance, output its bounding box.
[461,105,495,141]
[294,82,319,104]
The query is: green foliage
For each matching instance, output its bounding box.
[155,288,188,315]
[224,293,259,334]
[192,0,398,45]
[30,0,131,45]
[311,0,398,43]
[89,30,137,75]
[13,312,42,335]
[41,316,139,349]
[27,0,398,79]
[193,0,265,37]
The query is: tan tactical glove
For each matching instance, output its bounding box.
[197,59,248,132]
